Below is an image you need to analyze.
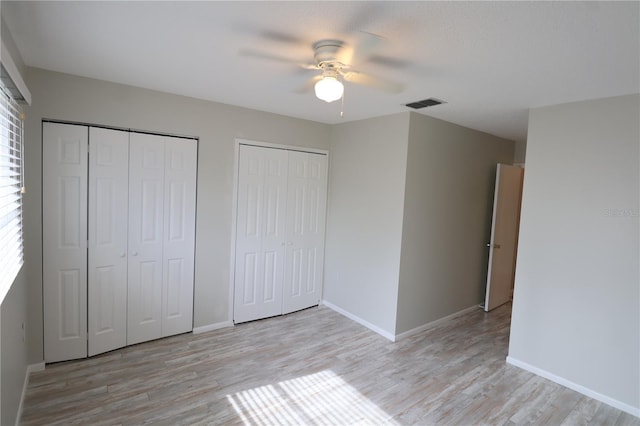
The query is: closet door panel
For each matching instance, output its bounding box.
[283,151,328,314]
[43,122,89,362]
[88,127,129,356]
[234,145,288,323]
[162,137,197,336]
[128,133,164,345]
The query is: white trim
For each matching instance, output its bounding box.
[192,320,234,334]
[236,138,329,156]
[228,140,241,326]
[0,40,32,105]
[395,305,479,340]
[321,300,396,342]
[506,356,640,419]
[16,362,45,425]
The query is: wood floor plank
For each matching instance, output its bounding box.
[20,303,639,425]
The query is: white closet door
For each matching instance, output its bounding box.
[87,127,129,356]
[161,137,197,336]
[234,145,288,323]
[127,133,165,345]
[43,122,88,363]
[283,151,328,314]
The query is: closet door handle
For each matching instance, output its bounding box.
[131,251,138,256]
[119,252,126,258]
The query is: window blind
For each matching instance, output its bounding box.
[0,83,24,303]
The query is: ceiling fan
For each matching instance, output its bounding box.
[239,35,404,104]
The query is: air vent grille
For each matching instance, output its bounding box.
[405,98,445,109]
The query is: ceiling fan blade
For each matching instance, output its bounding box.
[295,75,323,93]
[239,48,318,69]
[366,54,411,70]
[341,70,404,93]
[355,31,385,58]
[335,31,385,67]
[340,2,384,35]
[259,29,307,47]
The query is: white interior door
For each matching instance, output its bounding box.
[127,133,165,344]
[484,164,524,311]
[234,145,288,323]
[161,137,197,337]
[88,127,129,356]
[282,151,327,314]
[43,122,88,362]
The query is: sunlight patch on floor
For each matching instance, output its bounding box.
[227,369,397,425]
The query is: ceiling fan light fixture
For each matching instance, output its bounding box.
[314,76,344,103]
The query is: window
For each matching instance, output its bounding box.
[0,82,24,303]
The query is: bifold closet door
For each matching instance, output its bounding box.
[43,122,89,363]
[282,151,327,314]
[234,145,288,323]
[162,137,197,337]
[87,127,129,356]
[44,124,197,360]
[127,133,165,345]
[234,145,328,324]
[127,133,197,345]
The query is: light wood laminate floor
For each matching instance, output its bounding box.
[21,303,639,425]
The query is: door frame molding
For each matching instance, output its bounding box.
[229,138,329,324]
[42,118,199,141]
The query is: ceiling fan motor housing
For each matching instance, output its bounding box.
[313,39,345,69]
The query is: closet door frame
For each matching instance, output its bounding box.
[230,139,329,324]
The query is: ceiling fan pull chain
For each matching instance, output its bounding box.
[340,91,345,119]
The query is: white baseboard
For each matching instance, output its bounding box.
[506,356,640,419]
[395,305,479,340]
[192,320,233,334]
[321,300,396,342]
[16,362,45,426]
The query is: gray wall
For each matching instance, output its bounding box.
[513,138,527,164]
[509,94,639,410]
[323,113,410,336]
[1,15,27,77]
[1,270,28,426]
[396,113,514,334]
[22,68,331,364]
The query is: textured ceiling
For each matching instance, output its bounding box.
[2,1,639,142]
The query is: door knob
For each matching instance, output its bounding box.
[120,252,126,258]
[131,251,138,256]
[486,243,501,249]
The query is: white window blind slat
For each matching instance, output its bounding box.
[0,83,24,302]
[0,207,21,226]
[0,227,22,253]
[0,187,21,199]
